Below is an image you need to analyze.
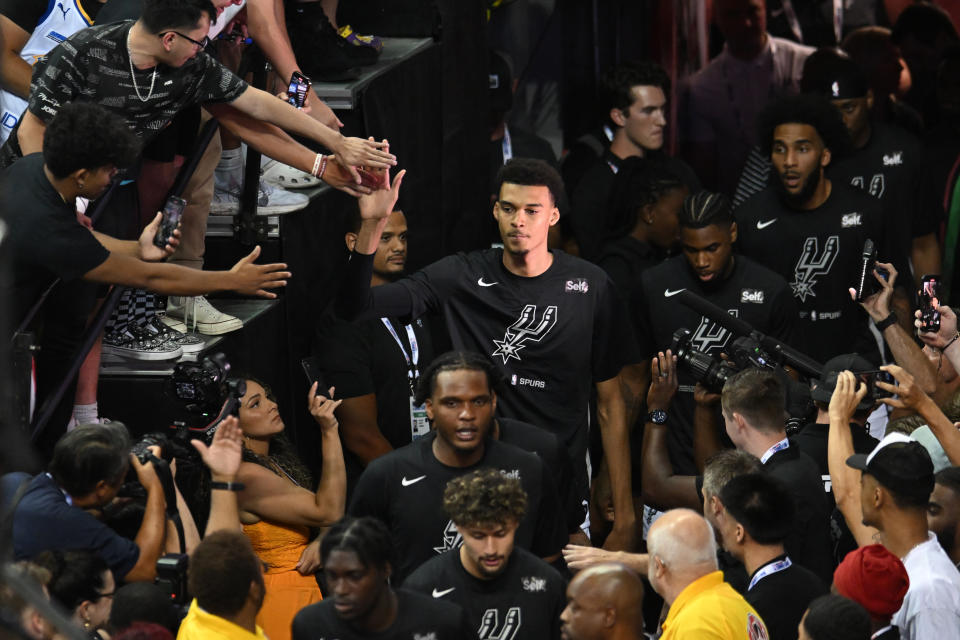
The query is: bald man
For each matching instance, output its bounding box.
[647,509,768,640]
[559,563,644,640]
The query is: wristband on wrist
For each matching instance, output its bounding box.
[210,481,245,492]
[874,312,897,332]
[311,153,323,177]
[318,155,328,180]
[944,332,960,352]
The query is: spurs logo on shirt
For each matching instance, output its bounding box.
[690,310,738,353]
[491,305,558,363]
[478,607,521,640]
[849,174,886,198]
[790,236,839,302]
[432,520,462,554]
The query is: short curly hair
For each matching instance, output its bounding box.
[443,468,527,527]
[187,531,263,618]
[495,158,566,211]
[756,94,851,159]
[599,60,670,127]
[43,102,141,179]
[415,351,504,406]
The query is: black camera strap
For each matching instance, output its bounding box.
[144,452,186,555]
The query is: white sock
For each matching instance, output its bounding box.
[72,402,99,426]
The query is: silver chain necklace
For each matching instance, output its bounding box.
[127,31,156,102]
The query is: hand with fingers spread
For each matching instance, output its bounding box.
[227,245,291,297]
[333,136,396,182]
[192,415,244,482]
[358,166,406,224]
[647,350,678,411]
[139,212,181,262]
[828,371,869,425]
[849,261,896,322]
[308,384,343,433]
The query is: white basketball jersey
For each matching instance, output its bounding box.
[0,0,93,143]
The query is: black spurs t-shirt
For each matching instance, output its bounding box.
[0,20,247,166]
[829,123,932,276]
[316,314,435,487]
[0,0,104,32]
[0,153,109,327]
[634,255,800,474]
[744,554,826,640]
[764,444,835,584]
[291,588,473,640]
[348,434,568,586]
[404,547,566,640]
[735,184,885,363]
[338,248,641,465]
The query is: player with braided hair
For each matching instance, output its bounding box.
[292,516,472,640]
[633,190,799,504]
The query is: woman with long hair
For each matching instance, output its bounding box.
[234,378,346,640]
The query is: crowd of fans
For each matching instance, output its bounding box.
[3,0,960,639]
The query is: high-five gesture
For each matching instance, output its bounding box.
[227,245,291,298]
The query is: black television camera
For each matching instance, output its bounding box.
[670,329,777,393]
[162,352,246,441]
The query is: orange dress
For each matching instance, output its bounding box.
[243,519,322,640]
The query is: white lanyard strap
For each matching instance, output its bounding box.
[760,437,790,464]
[502,124,513,164]
[748,557,792,591]
[380,318,420,393]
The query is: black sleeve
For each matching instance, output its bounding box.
[631,277,656,359]
[347,460,388,520]
[591,274,642,381]
[0,0,48,33]
[315,321,375,399]
[335,251,420,321]
[27,42,87,123]
[532,462,571,558]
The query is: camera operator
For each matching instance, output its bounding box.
[6,422,167,583]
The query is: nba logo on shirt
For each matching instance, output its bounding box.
[511,374,518,385]
[565,279,589,293]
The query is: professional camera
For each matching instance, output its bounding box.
[670,329,777,393]
[162,352,246,440]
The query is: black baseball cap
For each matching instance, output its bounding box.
[801,49,869,100]
[810,353,875,409]
[846,433,935,501]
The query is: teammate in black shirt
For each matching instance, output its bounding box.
[340,158,641,551]
[317,208,435,494]
[736,94,887,363]
[348,352,568,585]
[635,191,800,477]
[292,517,472,640]
[801,50,940,286]
[405,469,566,640]
[716,473,827,640]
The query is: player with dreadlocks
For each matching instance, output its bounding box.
[632,191,800,508]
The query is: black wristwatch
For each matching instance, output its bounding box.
[874,311,897,332]
[646,409,668,425]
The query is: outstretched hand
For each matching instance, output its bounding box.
[228,245,291,298]
[192,415,243,481]
[139,212,181,262]
[322,155,374,197]
[358,163,406,224]
[876,363,929,411]
[333,136,396,182]
[828,371,868,424]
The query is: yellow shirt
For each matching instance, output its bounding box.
[177,599,270,640]
[661,571,769,640]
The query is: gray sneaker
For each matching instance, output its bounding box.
[102,322,183,361]
[167,296,243,335]
[144,315,206,354]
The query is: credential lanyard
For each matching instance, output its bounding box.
[381,318,420,394]
[748,557,792,591]
[760,437,790,464]
[502,124,513,164]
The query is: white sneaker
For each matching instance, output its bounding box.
[209,178,309,215]
[167,296,243,335]
[261,158,323,189]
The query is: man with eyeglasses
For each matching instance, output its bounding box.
[0,0,395,176]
